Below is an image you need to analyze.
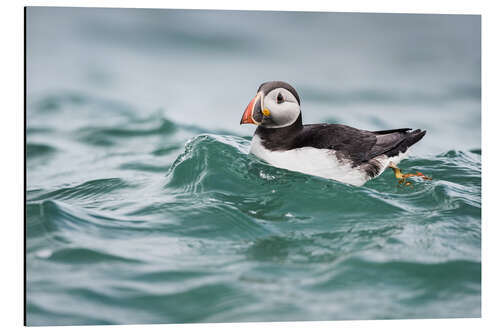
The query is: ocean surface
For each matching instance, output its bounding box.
[26,8,481,325]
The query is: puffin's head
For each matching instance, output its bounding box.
[240,81,301,128]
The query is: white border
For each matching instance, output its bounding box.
[11,0,486,14]
[1,0,498,332]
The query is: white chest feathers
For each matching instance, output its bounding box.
[249,135,408,186]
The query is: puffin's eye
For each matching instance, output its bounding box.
[277,92,284,104]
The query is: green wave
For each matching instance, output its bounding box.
[26,132,481,325]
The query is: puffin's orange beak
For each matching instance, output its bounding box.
[240,94,258,125]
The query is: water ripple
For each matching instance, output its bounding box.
[27,124,481,325]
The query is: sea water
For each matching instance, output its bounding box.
[26,8,480,325]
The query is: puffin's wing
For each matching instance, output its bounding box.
[296,124,378,164]
[296,124,425,164]
[368,128,426,159]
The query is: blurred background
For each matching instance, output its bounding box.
[27,8,480,153]
[26,7,481,326]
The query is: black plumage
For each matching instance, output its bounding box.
[255,115,426,177]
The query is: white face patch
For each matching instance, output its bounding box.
[262,88,301,128]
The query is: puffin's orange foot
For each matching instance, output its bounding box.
[388,162,432,185]
[414,171,433,181]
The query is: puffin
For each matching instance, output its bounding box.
[240,81,426,186]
